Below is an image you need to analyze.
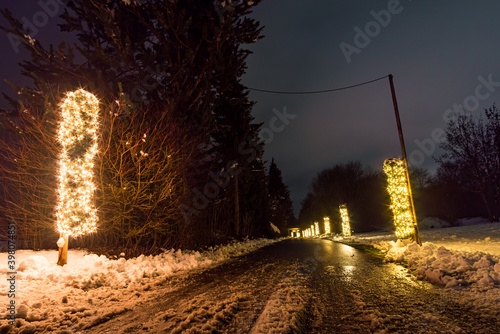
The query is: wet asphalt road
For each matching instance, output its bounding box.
[88,238,500,333]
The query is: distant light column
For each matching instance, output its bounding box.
[324,217,331,235]
[339,204,351,237]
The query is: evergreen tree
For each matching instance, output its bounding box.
[268,158,295,235]
[0,0,266,248]
[207,1,267,238]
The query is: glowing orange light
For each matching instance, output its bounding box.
[56,89,99,237]
[324,217,331,234]
[383,158,415,240]
[339,204,351,237]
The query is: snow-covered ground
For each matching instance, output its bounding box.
[336,217,500,288]
[2,218,500,333]
[0,238,282,333]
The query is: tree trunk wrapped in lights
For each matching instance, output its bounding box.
[56,89,100,265]
[339,204,351,237]
[383,158,416,240]
[56,89,99,237]
[324,217,331,235]
[314,222,319,236]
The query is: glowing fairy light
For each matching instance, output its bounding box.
[310,224,315,237]
[56,89,99,237]
[383,158,415,240]
[339,204,351,237]
[324,217,331,235]
[314,222,319,236]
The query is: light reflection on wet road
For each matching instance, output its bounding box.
[298,238,499,333]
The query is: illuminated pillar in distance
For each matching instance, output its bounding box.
[324,217,331,235]
[339,204,351,237]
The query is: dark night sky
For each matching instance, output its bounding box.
[2,1,500,215]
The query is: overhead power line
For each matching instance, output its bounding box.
[248,74,389,95]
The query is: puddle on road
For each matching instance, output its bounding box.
[325,265,356,282]
[324,263,422,287]
[385,263,422,287]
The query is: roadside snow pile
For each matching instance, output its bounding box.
[1,237,282,290]
[384,240,500,288]
[335,219,500,289]
[0,237,283,332]
[346,219,500,256]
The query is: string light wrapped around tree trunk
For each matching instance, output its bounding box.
[314,222,319,236]
[383,158,416,240]
[324,217,330,235]
[56,89,100,265]
[339,204,351,237]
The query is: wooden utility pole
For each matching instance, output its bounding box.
[57,234,69,266]
[388,74,421,245]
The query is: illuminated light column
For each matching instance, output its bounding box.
[314,222,319,236]
[56,89,100,265]
[324,217,331,235]
[310,224,315,237]
[383,158,416,240]
[339,204,351,237]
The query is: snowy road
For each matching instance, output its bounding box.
[84,239,500,333]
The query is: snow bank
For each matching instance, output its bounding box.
[0,237,283,332]
[384,240,500,288]
[336,219,500,289]
[1,238,281,290]
[345,219,500,256]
